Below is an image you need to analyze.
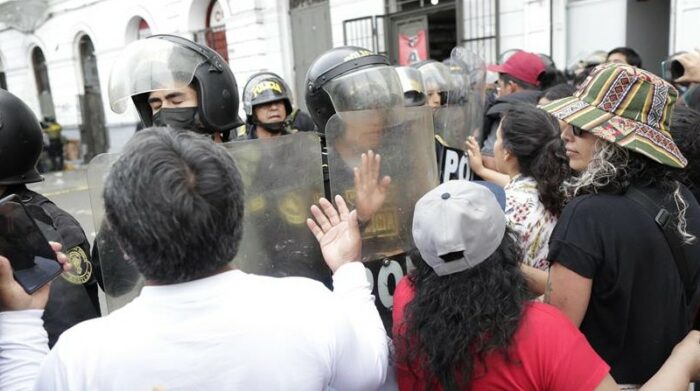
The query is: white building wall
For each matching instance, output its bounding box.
[673,0,700,54]
[0,0,293,152]
[329,0,384,48]
[565,0,626,66]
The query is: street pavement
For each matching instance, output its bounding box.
[28,167,97,246]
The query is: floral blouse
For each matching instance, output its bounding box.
[505,175,558,270]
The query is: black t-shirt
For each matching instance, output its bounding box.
[548,189,700,384]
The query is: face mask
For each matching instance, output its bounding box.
[152,107,199,130]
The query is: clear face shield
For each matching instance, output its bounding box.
[108,38,205,114]
[416,62,454,109]
[433,48,486,149]
[322,66,404,113]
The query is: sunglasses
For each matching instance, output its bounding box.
[571,126,584,137]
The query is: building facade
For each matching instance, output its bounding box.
[0,0,696,155]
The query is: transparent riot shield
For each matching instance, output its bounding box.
[433,47,486,182]
[87,153,144,313]
[88,133,330,313]
[325,106,439,262]
[225,132,330,286]
[433,47,486,148]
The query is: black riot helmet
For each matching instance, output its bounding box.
[108,34,243,136]
[242,72,294,123]
[0,89,44,185]
[305,46,396,133]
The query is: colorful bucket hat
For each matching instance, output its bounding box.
[542,63,687,168]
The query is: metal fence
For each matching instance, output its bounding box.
[343,15,386,55]
[460,0,498,64]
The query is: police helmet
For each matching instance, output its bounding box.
[412,60,454,106]
[242,72,294,123]
[0,90,44,185]
[395,66,426,107]
[109,34,242,133]
[305,46,401,133]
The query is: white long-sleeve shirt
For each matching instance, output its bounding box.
[0,263,389,390]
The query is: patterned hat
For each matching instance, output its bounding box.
[542,63,687,168]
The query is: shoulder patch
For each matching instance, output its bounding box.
[61,246,93,285]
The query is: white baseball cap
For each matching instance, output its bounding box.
[412,180,506,276]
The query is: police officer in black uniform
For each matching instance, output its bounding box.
[305,46,438,331]
[0,89,100,347]
[110,34,243,143]
[241,72,315,139]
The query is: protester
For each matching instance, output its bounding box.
[0,128,389,390]
[392,180,700,391]
[481,50,545,169]
[543,62,700,387]
[465,104,570,293]
[607,47,643,68]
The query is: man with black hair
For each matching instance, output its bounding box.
[0,128,389,390]
[607,46,643,68]
[479,50,545,169]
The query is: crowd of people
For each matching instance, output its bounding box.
[2,32,700,390]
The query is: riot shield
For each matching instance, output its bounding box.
[434,47,486,182]
[325,106,439,262]
[88,133,329,313]
[225,132,330,286]
[87,153,144,313]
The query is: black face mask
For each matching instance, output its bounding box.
[258,120,286,134]
[152,107,199,130]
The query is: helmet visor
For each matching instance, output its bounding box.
[416,62,454,98]
[322,66,404,112]
[108,39,205,113]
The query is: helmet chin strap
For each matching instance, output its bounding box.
[253,116,286,134]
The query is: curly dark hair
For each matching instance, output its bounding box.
[500,104,572,216]
[395,232,530,391]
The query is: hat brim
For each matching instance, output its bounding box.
[542,96,687,168]
[487,63,505,73]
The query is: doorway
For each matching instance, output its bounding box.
[387,2,457,64]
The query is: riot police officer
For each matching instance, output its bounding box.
[0,89,100,347]
[241,72,315,139]
[305,46,439,331]
[108,34,242,143]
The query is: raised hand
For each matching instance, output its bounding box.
[307,195,362,273]
[353,150,391,223]
[465,136,485,175]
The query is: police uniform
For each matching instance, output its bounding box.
[0,89,100,348]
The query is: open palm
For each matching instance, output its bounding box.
[307,195,362,273]
[354,150,391,223]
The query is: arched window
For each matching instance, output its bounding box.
[204,0,228,62]
[137,18,151,40]
[0,57,6,90]
[31,47,55,118]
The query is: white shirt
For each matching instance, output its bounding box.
[0,263,389,391]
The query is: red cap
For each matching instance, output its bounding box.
[487,51,546,86]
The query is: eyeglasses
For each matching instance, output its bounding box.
[571,126,584,137]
